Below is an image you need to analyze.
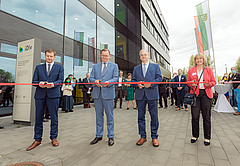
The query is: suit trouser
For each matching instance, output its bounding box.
[136,95,159,139]
[171,88,177,105]
[94,93,114,138]
[191,89,212,140]
[34,96,59,141]
[234,89,240,112]
[83,91,90,107]
[176,89,187,108]
[159,91,168,107]
[114,87,123,107]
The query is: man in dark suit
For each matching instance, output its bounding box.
[132,49,162,147]
[174,69,188,111]
[0,74,5,129]
[114,70,125,109]
[89,49,118,146]
[26,49,64,151]
[82,73,92,108]
[158,74,168,109]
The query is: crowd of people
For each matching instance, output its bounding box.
[0,48,230,150]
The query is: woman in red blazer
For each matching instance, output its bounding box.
[187,53,216,146]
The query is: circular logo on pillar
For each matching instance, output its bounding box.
[19,47,24,53]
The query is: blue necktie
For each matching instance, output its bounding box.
[102,63,106,76]
[143,64,147,77]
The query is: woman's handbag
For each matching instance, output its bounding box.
[184,67,205,106]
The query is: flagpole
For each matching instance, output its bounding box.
[207,0,217,78]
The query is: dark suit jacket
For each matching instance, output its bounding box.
[32,63,64,99]
[174,75,187,91]
[132,63,162,100]
[82,77,92,92]
[115,77,125,91]
[158,77,167,93]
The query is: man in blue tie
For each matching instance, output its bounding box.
[132,49,162,147]
[26,49,64,151]
[89,49,118,146]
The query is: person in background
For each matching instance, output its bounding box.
[170,73,177,107]
[187,53,216,146]
[158,74,168,109]
[228,67,240,115]
[174,69,188,111]
[0,73,5,129]
[61,77,73,113]
[82,73,92,108]
[124,73,137,110]
[114,70,125,109]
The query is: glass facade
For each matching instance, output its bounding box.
[0,0,143,108]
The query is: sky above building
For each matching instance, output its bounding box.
[157,0,240,77]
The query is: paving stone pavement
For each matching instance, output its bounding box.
[1,100,240,166]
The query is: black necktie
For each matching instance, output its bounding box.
[47,64,51,76]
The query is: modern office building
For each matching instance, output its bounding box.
[0,0,170,109]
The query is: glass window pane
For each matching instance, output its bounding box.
[97,16,115,55]
[116,0,126,26]
[116,31,127,60]
[1,0,64,34]
[65,0,96,46]
[73,59,89,79]
[98,0,114,15]
[0,56,16,82]
[64,55,73,79]
[0,43,17,54]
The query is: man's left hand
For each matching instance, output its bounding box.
[102,81,109,87]
[144,84,151,88]
[46,83,54,88]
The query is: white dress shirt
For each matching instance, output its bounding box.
[197,69,205,89]
[178,74,182,87]
[119,77,123,86]
[46,62,54,73]
[102,61,108,72]
[142,61,149,76]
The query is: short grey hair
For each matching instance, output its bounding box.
[231,67,236,70]
[139,49,149,56]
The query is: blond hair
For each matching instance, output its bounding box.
[194,53,206,66]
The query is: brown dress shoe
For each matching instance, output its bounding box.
[176,107,180,111]
[233,112,240,115]
[26,141,41,151]
[136,138,147,146]
[152,139,159,147]
[52,139,59,147]
[185,108,188,111]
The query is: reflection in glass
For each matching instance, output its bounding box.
[116,31,127,60]
[1,0,64,34]
[97,16,115,55]
[64,55,73,79]
[0,43,17,54]
[116,0,126,26]
[73,59,88,80]
[0,56,16,82]
[98,0,114,15]
[65,0,96,46]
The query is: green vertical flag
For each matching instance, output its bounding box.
[196,0,212,52]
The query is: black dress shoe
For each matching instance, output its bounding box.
[127,108,129,110]
[90,137,102,145]
[108,138,114,146]
[0,125,4,129]
[191,138,198,143]
[69,110,73,112]
[204,140,210,146]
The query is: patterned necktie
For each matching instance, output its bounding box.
[102,63,106,76]
[47,63,51,76]
[143,64,147,77]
